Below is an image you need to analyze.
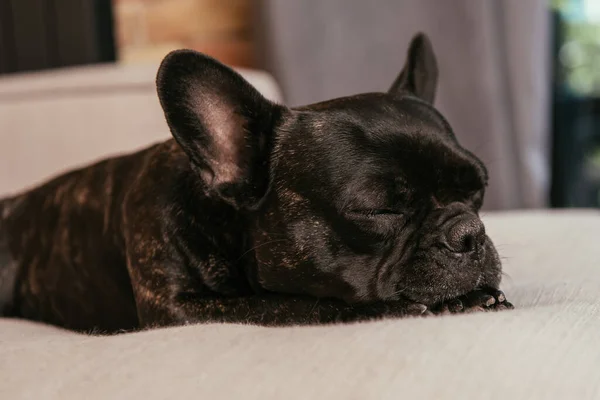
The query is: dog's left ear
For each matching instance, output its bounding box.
[156,50,284,210]
[389,33,438,104]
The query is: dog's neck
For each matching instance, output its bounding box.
[165,166,260,296]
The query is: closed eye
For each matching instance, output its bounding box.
[343,208,405,238]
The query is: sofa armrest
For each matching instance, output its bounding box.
[0,63,284,196]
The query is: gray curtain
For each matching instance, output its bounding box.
[257,0,551,210]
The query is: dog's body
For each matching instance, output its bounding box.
[0,34,512,332]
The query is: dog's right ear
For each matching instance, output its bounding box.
[389,33,438,104]
[156,50,285,209]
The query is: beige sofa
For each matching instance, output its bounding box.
[1,64,599,400]
[0,63,282,195]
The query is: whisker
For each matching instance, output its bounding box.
[501,271,514,284]
[391,287,408,297]
[355,292,373,302]
[236,238,291,262]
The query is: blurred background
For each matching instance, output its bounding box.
[0,0,598,211]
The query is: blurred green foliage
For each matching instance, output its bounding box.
[551,0,569,10]
[560,24,600,96]
[552,0,600,96]
[590,146,600,166]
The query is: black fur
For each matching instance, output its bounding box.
[0,33,512,332]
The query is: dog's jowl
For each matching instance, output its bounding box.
[0,33,512,332]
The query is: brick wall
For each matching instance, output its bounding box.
[113,0,255,67]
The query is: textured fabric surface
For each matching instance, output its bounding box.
[1,211,599,399]
[0,63,283,197]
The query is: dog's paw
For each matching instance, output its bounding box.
[403,302,433,317]
[433,288,513,315]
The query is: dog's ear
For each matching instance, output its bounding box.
[156,50,284,209]
[389,33,438,103]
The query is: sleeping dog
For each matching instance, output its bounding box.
[0,33,512,332]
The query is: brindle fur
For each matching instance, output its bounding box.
[0,34,512,332]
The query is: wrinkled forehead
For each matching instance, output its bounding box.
[281,94,487,195]
[296,93,453,139]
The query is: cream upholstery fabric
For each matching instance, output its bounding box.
[1,211,599,399]
[0,63,283,196]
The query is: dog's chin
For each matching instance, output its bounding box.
[396,266,485,307]
[406,281,481,307]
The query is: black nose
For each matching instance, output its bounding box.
[442,217,485,253]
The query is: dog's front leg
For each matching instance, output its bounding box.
[126,252,431,328]
[136,293,431,328]
[124,226,429,328]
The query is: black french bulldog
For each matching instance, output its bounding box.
[0,33,512,333]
